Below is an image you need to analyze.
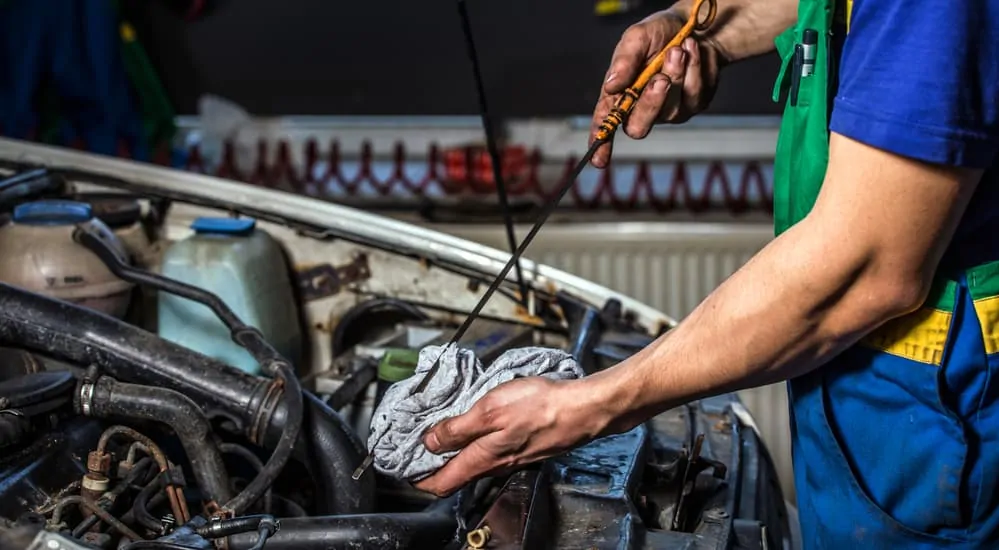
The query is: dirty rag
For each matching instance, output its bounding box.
[367,343,585,482]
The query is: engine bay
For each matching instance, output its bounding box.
[0,157,794,550]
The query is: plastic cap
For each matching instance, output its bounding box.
[378,348,421,383]
[13,200,93,226]
[190,217,256,236]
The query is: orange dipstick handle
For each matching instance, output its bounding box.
[594,0,718,142]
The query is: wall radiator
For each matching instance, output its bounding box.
[429,221,794,500]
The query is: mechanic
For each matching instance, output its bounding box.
[416,0,999,547]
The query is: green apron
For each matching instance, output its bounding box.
[772,0,999,547]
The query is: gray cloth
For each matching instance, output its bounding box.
[367,343,585,482]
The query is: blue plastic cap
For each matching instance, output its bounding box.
[13,200,93,226]
[191,217,257,236]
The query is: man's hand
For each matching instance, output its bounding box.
[589,10,724,168]
[413,377,610,497]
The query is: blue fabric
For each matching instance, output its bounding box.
[827,0,999,274]
[790,277,999,548]
[0,0,148,159]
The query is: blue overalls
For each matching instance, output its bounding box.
[773,0,999,547]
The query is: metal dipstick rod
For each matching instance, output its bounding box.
[353,0,718,481]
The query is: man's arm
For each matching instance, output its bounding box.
[588,133,981,432]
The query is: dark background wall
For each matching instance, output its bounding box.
[125,0,783,117]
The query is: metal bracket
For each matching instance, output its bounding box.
[296,253,371,301]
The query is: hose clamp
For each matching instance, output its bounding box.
[207,516,225,538]
[79,381,95,416]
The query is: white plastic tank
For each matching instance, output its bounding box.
[157,217,302,376]
[0,200,133,318]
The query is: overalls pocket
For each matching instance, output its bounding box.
[817,347,970,539]
[806,277,993,543]
[770,0,832,235]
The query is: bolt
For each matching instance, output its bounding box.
[161,513,176,533]
[466,525,492,549]
[86,451,111,475]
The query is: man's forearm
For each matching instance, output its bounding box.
[581,131,981,434]
[668,0,799,64]
[586,216,922,433]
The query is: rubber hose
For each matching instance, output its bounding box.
[132,475,169,535]
[226,497,459,550]
[87,376,233,506]
[0,411,31,449]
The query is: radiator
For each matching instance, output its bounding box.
[428,221,795,501]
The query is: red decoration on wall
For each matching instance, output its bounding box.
[180,139,773,214]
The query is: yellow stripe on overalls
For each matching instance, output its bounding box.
[861,308,952,365]
[975,296,999,354]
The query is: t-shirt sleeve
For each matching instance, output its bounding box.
[829,0,999,168]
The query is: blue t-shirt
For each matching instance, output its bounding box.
[827,0,999,273]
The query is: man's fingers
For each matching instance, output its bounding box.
[680,38,703,114]
[624,75,670,139]
[590,139,615,169]
[659,46,687,122]
[423,407,495,454]
[415,436,510,497]
[603,26,651,95]
[590,94,617,168]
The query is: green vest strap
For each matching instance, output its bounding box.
[771,0,835,236]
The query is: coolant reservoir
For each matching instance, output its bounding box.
[0,200,133,318]
[157,217,302,376]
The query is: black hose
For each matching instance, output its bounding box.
[73,223,281,371]
[73,222,305,516]
[132,475,169,535]
[224,362,301,515]
[0,168,66,208]
[86,376,232,506]
[226,496,460,550]
[121,490,168,529]
[0,411,30,450]
[0,282,374,514]
[220,443,272,514]
[196,514,277,539]
[325,361,377,411]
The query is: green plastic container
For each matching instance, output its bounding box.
[375,348,420,405]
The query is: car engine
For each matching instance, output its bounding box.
[0,161,795,550]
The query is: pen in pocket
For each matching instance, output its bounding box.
[789,44,803,106]
[802,29,817,77]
